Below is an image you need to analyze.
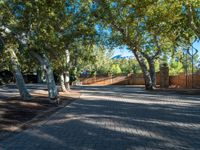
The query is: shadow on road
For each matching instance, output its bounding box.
[1,85,199,150]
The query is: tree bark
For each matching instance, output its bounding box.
[187,4,200,38]
[147,58,156,88]
[60,73,67,92]
[132,50,153,90]
[139,47,160,89]
[37,69,45,83]
[30,51,59,101]
[64,71,70,90]
[64,49,70,90]
[9,49,31,100]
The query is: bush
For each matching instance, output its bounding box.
[110,64,122,75]
[0,70,13,85]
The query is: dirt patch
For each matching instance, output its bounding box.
[0,90,81,141]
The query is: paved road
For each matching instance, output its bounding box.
[0,84,49,99]
[0,86,200,150]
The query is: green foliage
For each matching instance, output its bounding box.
[112,58,142,74]
[110,64,122,75]
[76,45,113,75]
[0,0,200,86]
[169,58,184,75]
[0,50,10,71]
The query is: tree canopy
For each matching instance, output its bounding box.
[0,0,200,95]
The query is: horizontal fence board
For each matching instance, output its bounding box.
[79,73,200,89]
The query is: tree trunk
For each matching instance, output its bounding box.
[133,50,153,90]
[9,49,31,100]
[187,4,200,38]
[37,69,45,83]
[60,73,67,92]
[30,51,59,101]
[44,56,59,100]
[148,59,156,88]
[64,71,70,90]
[64,49,70,90]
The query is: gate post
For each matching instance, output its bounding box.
[160,64,169,88]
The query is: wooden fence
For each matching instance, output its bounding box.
[79,73,200,89]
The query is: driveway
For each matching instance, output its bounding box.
[0,85,200,150]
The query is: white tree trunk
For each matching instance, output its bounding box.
[133,50,153,90]
[148,59,156,88]
[65,49,70,90]
[64,71,70,90]
[9,49,31,100]
[44,56,58,100]
[60,73,67,92]
[30,51,59,101]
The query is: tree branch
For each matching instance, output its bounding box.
[186,4,200,38]
[152,35,161,59]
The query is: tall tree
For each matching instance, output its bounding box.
[93,0,179,89]
[53,0,97,91]
[93,0,200,89]
[8,0,68,101]
[0,0,31,100]
[185,0,200,38]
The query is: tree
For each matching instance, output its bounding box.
[110,64,122,75]
[0,0,31,100]
[169,58,184,75]
[7,0,69,101]
[52,0,97,91]
[72,44,113,77]
[93,0,179,89]
[93,0,200,89]
[185,0,200,38]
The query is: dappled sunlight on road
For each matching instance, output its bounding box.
[1,86,200,150]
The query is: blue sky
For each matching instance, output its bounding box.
[113,41,200,57]
[113,46,133,57]
[193,41,200,52]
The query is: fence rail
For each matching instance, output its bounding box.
[79,73,200,89]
